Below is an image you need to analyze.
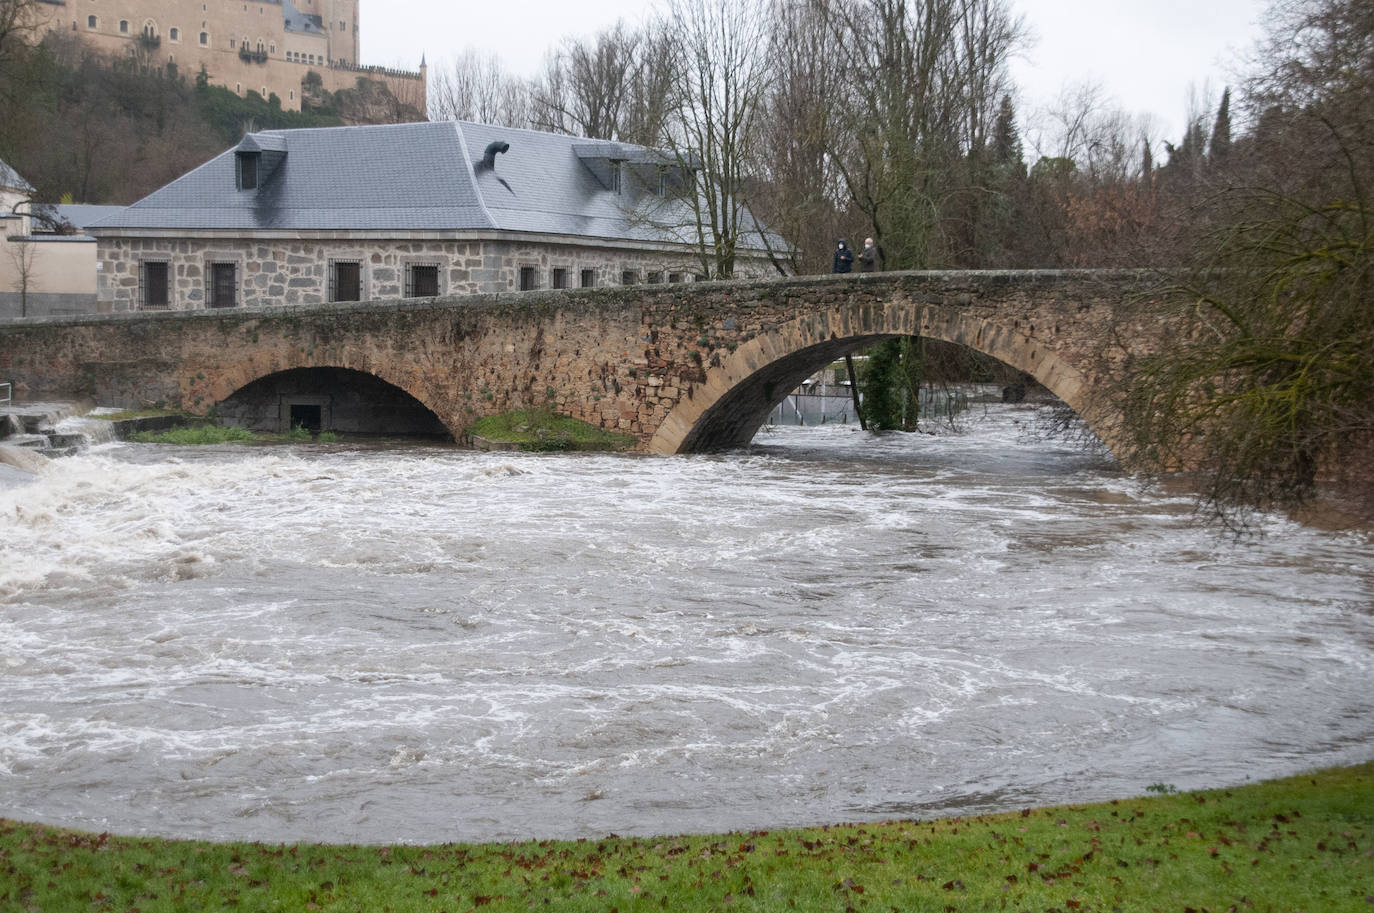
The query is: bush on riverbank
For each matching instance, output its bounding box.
[1,763,1368,911]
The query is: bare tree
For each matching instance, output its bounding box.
[659,0,775,278]
[429,49,533,128]
[750,0,848,274]
[821,0,1025,270]
[6,232,38,318]
[531,22,675,145]
[0,0,42,72]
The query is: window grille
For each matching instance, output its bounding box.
[330,260,362,301]
[580,269,595,288]
[551,268,568,289]
[406,264,439,298]
[208,262,237,308]
[140,261,170,310]
[621,270,638,286]
[519,267,538,291]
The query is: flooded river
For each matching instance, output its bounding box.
[1,404,1370,844]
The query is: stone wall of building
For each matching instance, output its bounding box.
[96,236,777,312]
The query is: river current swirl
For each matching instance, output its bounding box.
[1,405,1371,844]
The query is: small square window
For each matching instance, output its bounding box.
[647,271,663,284]
[668,273,683,283]
[519,267,538,291]
[406,264,439,298]
[621,270,638,286]
[551,268,568,289]
[580,269,595,288]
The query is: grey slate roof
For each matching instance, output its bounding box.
[0,158,34,194]
[281,0,324,35]
[49,204,126,231]
[87,121,782,252]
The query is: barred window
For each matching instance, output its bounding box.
[621,270,638,286]
[519,266,538,291]
[551,268,568,289]
[406,263,439,298]
[329,260,362,302]
[580,269,595,288]
[208,262,237,308]
[140,261,170,310]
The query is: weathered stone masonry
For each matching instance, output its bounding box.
[0,270,1162,455]
[98,236,770,312]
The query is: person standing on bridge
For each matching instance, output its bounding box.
[859,237,879,272]
[832,239,854,274]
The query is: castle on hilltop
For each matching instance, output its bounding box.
[33,0,425,115]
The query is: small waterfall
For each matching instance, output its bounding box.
[0,402,115,457]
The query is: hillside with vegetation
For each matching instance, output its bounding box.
[0,31,420,206]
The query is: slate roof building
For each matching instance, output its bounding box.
[88,121,786,312]
[0,157,35,217]
[1,161,118,318]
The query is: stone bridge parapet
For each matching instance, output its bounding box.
[0,270,1163,454]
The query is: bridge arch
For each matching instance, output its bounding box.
[207,360,453,439]
[649,301,1099,454]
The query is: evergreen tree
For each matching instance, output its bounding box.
[991,94,1024,173]
[1208,87,1232,165]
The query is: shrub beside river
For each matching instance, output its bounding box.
[2,763,1369,911]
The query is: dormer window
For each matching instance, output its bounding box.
[237,151,259,189]
[610,160,622,194]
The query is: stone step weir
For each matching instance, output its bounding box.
[0,400,115,458]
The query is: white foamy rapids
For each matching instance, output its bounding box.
[1,408,1371,844]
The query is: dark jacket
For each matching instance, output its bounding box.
[859,243,878,272]
[832,243,854,273]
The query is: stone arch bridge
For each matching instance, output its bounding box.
[0,270,1159,455]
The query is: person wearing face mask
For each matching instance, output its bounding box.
[859,237,879,272]
[832,239,854,274]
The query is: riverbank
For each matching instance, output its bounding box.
[2,763,1368,912]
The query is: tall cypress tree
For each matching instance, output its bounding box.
[1209,87,1232,166]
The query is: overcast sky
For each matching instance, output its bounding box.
[360,0,1268,144]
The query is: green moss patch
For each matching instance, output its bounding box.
[468,408,636,452]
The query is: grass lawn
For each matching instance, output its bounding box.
[1,763,1369,911]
